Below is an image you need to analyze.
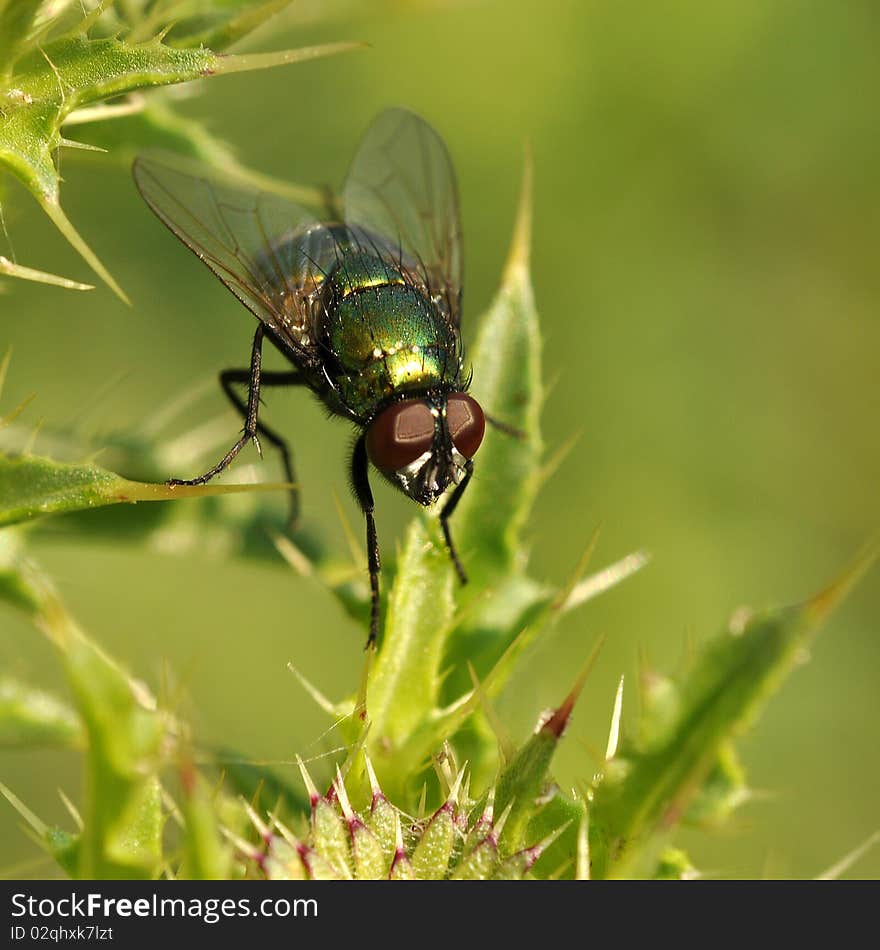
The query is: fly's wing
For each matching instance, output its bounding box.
[133,154,340,362]
[342,109,463,327]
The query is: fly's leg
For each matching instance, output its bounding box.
[219,366,303,527]
[351,434,381,647]
[168,324,276,491]
[439,458,474,585]
[485,413,526,440]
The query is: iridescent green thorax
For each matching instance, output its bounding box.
[324,251,460,420]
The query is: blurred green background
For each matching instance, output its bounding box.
[2,0,878,878]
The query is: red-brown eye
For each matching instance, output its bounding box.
[366,400,435,472]
[446,393,485,459]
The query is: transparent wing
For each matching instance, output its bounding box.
[343,109,463,326]
[133,153,340,359]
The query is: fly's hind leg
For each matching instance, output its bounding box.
[167,324,303,526]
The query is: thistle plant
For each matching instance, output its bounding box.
[1,1,877,883]
[0,0,359,297]
[2,175,876,877]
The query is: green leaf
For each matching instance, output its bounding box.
[0,676,83,748]
[178,766,231,880]
[44,597,165,878]
[493,724,561,856]
[452,154,542,585]
[5,35,216,196]
[0,540,166,877]
[439,156,550,706]
[362,516,456,801]
[589,542,879,879]
[524,789,587,879]
[0,21,359,296]
[0,389,306,559]
[0,452,291,527]
[483,646,598,856]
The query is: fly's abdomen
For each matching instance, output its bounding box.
[325,253,459,418]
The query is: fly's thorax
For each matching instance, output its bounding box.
[321,251,461,419]
[365,393,485,506]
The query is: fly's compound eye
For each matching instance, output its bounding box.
[446,393,485,459]
[366,400,436,472]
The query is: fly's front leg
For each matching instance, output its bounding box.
[351,434,381,647]
[220,367,303,527]
[167,324,267,488]
[439,458,474,585]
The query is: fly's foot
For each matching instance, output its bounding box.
[166,476,209,488]
[451,557,468,586]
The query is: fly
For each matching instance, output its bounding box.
[133,109,489,645]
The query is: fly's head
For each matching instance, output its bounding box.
[365,393,485,506]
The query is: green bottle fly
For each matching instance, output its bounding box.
[133,109,487,644]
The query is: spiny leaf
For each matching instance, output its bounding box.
[0,29,359,296]
[589,542,878,879]
[437,156,561,706]
[35,587,165,878]
[4,37,216,197]
[360,516,456,798]
[452,150,542,584]
[178,763,231,880]
[487,643,599,856]
[0,408,326,565]
[523,789,587,880]
[0,452,291,527]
